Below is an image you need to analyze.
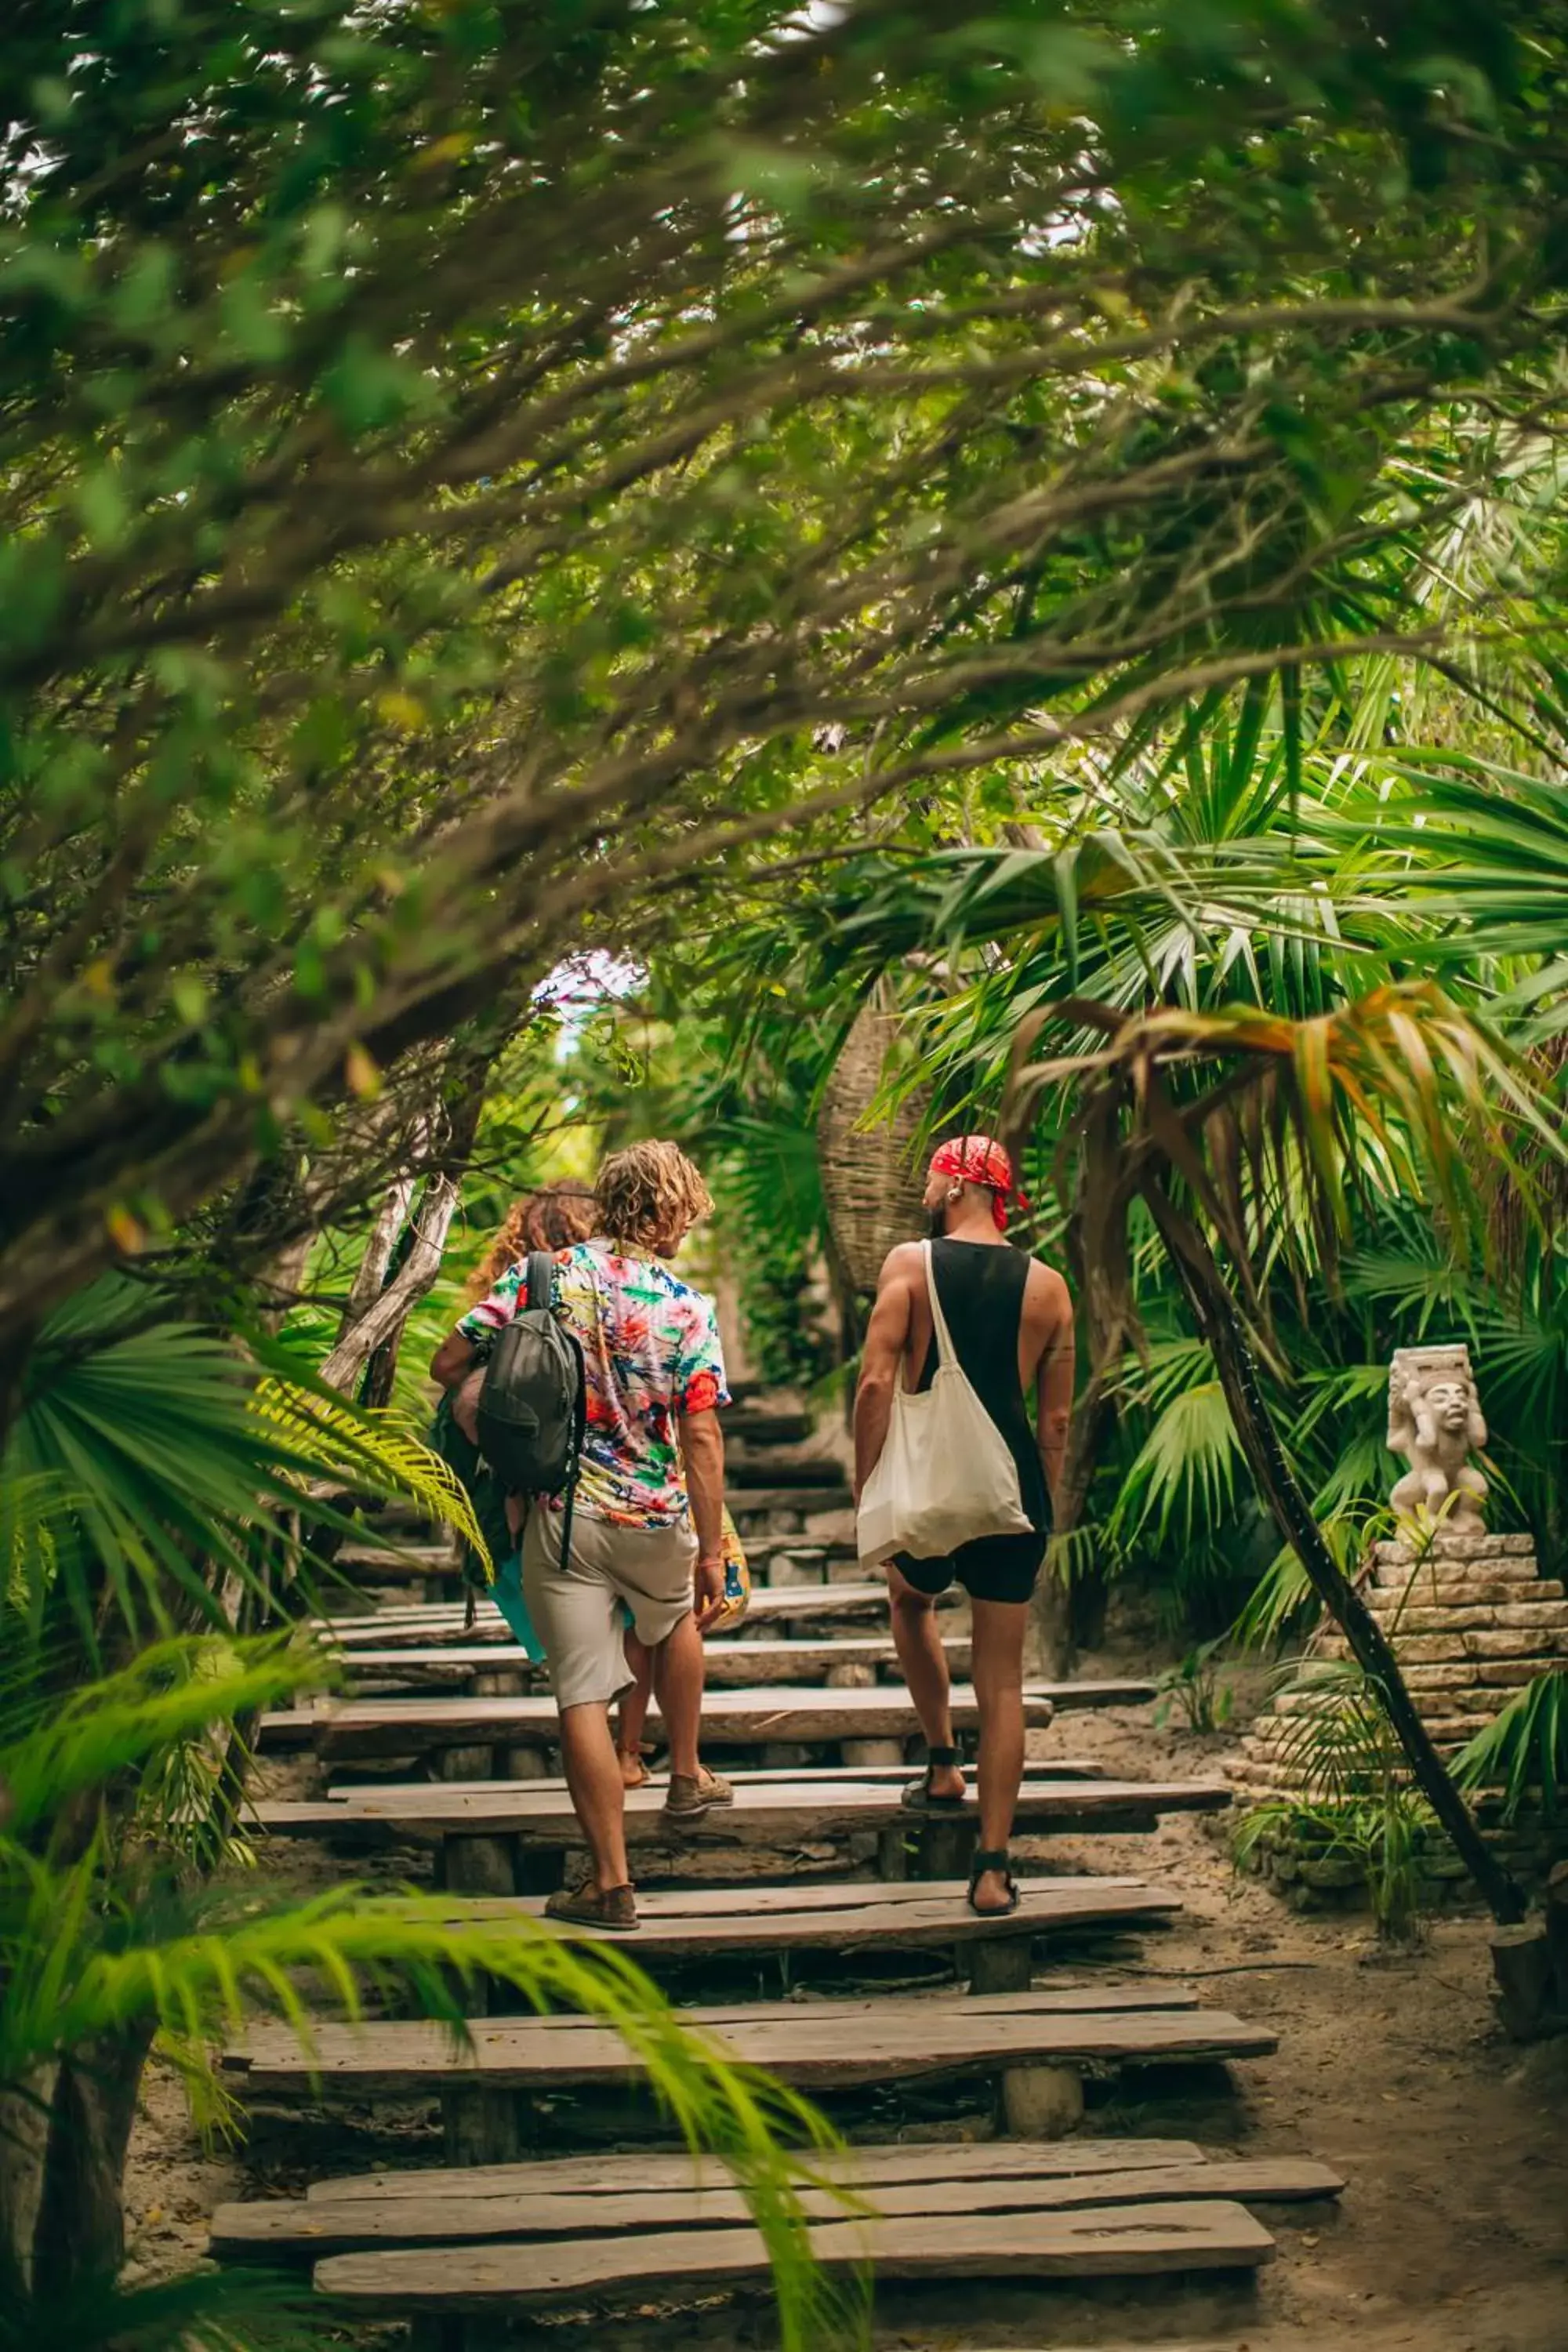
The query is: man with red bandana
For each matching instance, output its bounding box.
[853,1134,1074,1918]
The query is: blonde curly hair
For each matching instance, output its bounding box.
[595,1140,713,1253]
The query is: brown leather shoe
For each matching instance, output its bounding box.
[662,1769,731,1823]
[544,1880,638,1931]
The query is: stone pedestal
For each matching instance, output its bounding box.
[842,1737,905,1769]
[472,1668,525,1697]
[967,1936,1033,1994]
[1000,2063,1083,2136]
[1235,1530,1568,1798]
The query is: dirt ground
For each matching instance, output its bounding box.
[122,1642,1568,2352]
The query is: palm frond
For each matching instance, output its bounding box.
[0,1639,866,2350]
[0,2263,314,2352]
[4,1278,487,1641]
[1112,1373,1245,1548]
[1454,1671,1568,1823]
[0,1637,324,1842]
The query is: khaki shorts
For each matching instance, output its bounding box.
[521,1504,696,1711]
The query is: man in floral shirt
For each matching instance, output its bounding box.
[431,1140,731,1930]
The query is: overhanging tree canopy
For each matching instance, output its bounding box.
[5,0,1568,1402]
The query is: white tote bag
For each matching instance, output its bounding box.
[856,1241,1034,1565]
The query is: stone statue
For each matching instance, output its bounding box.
[1387,1343,1487,1534]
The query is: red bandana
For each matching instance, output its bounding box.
[929,1135,1027,1232]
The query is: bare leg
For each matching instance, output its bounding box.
[887,1564,963,1800]
[616,1634,653,1784]
[650,1610,705,1782]
[969,1596,1029,1913]
[556,1702,631,1892]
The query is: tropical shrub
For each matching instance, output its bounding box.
[1455,1672,1568,1827]
[0,1634,858,2342]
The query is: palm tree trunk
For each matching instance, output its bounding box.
[1030,1376,1114,1674]
[0,2071,54,2290]
[31,2021,158,2293]
[1142,1176,1528,1929]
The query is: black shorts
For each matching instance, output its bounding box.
[894,1530,1047,1606]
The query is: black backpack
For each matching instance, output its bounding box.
[476,1250,586,1559]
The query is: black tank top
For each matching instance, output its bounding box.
[915,1238,1052,1535]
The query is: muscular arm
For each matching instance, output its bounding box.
[852,1244,917,1502]
[677,1406,728,1630]
[1032,1271,1075,1508]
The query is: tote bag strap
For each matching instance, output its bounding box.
[921,1240,960,1371]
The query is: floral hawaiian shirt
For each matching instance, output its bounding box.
[456,1237,729,1529]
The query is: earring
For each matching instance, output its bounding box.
[946,1185,962,1202]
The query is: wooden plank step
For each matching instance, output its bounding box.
[1030,1678,1158,1712]
[213,2154,1339,2261]
[315,1581,935,1645]
[337,1544,457,1569]
[336,1635,972,1690]
[739,1532,859,1560]
[314,2202,1278,2309]
[328,1555,455,1586]
[730,1485,851,1516]
[251,1775,1229,1847]
[498,1982,1196,2024]
[723,1410,813,1444]
[325,1759,1109,1796]
[726,1455,851,1490]
[277,1683,1058,1761]
[301,2134,1209,2201]
[435,1878,1156,1917]
[432,1879,1179,1954]
[227,1995,1277,2093]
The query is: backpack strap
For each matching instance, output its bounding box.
[525,1248,556,1318]
[525,1247,587,1573]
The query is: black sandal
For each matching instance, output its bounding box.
[967,1848,1020,1917]
[902,1744,967,1812]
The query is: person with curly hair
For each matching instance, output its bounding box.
[467,1181,598,1300]
[431,1139,733,1931]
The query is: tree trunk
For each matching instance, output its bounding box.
[1142,1176,1528,1929]
[31,2021,158,2294]
[337,1168,423,1338]
[1029,1381,1112,1675]
[0,2069,55,2291]
[320,1171,460,1394]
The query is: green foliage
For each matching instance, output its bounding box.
[1152,1638,1235,1734]
[1234,1663,1438,1941]
[1237,1789,1434,1944]
[1454,1671,1568,1824]
[0,2266,314,2352]
[8,0,1568,1359]
[564,993,841,1385]
[4,1276,485,1644]
[0,1634,865,2347]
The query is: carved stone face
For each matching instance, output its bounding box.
[1425,1378,1472,1435]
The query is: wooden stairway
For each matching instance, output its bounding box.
[220,1375,1341,2333]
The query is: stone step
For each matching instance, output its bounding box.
[1386,1660,1557,1693]
[1372,1534,1536,1562]
[1345,1599,1568,1635]
[1316,1625,1567,1664]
